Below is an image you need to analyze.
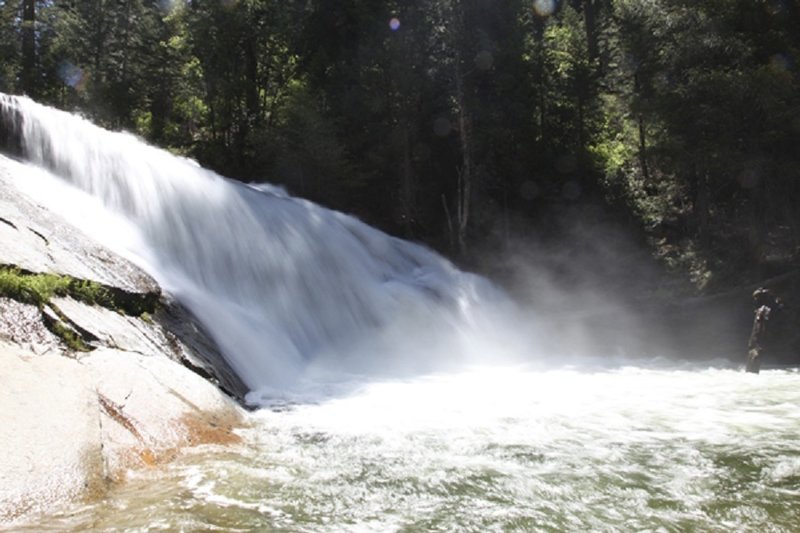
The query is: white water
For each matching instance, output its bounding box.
[0,94,528,403]
[4,95,800,532]
[8,364,800,532]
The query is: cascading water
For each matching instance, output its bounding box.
[4,95,800,532]
[0,94,525,404]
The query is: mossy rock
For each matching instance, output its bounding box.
[0,265,158,316]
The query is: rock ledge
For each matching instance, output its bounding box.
[0,154,249,525]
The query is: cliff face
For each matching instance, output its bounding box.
[0,154,249,525]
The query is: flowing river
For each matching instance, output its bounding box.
[2,95,799,532]
[9,364,800,532]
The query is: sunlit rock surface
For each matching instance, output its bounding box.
[0,162,157,294]
[0,154,246,524]
[0,342,104,523]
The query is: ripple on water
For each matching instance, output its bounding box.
[6,365,800,532]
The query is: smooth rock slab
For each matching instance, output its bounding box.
[52,296,169,358]
[0,342,244,526]
[83,348,243,480]
[0,343,104,523]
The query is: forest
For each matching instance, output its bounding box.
[1,0,799,296]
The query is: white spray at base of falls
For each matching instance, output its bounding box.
[1,94,528,404]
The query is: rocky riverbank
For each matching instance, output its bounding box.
[0,154,249,524]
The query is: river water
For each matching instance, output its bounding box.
[2,95,799,532]
[11,363,800,532]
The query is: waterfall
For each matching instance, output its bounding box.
[0,94,524,404]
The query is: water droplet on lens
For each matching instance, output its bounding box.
[533,0,556,17]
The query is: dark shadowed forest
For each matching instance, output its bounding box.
[2,0,799,297]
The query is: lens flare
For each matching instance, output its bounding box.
[57,62,84,90]
[158,0,177,12]
[533,0,556,17]
[389,18,401,31]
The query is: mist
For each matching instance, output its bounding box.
[473,200,750,367]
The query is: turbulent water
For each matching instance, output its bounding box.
[3,95,800,532]
[0,94,525,403]
[7,365,800,532]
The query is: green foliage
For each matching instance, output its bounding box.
[65,278,115,309]
[607,0,800,287]
[0,267,70,306]
[47,317,91,352]
[2,0,800,291]
[271,80,355,206]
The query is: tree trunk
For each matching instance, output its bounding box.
[441,194,455,251]
[450,0,472,257]
[243,36,260,126]
[637,114,651,184]
[117,0,132,126]
[690,163,710,247]
[582,0,602,77]
[454,60,472,256]
[401,122,414,238]
[577,93,585,151]
[92,0,106,86]
[634,72,651,185]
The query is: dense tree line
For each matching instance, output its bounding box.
[1,0,798,292]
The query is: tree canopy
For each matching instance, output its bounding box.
[1,0,798,292]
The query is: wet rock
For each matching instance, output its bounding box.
[83,348,244,481]
[155,298,250,400]
[0,153,249,524]
[0,154,158,295]
[0,342,244,525]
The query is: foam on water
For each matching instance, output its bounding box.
[3,94,800,532]
[7,364,800,532]
[0,94,527,402]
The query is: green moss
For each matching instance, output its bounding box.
[0,267,68,306]
[65,278,116,309]
[48,319,92,352]
[0,265,158,316]
[0,265,161,352]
